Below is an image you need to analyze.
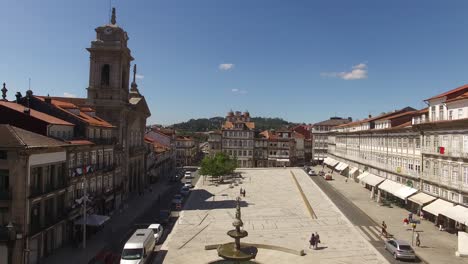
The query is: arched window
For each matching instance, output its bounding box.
[101,64,110,86]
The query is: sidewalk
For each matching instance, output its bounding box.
[44,179,170,264]
[313,165,468,264]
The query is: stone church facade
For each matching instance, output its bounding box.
[86,8,151,195]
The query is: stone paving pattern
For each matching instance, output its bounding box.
[160,168,388,264]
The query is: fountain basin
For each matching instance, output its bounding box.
[227,229,248,239]
[217,242,258,261]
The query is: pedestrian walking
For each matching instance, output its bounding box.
[415,232,421,247]
[309,233,316,249]
[408,212,413,222]
[240,188,243,196]
[243,189,246,197]
[315,232,320,249]
[381,221,388,237]
[420,210,424,220]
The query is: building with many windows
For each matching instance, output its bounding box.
[221,111,255,168]
[311,117,351,164]
[175,136,197,167]
[327,84,468,232]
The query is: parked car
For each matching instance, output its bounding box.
[384,239,416,261]
[172,194,183,204]
[303,166,311,172]
[184,180,194,188]
[180,186,190,196]
[319,171,325,176]
[147,223,164,243]
[308,170,317,176]
[324,174,333,180]
[158,210,171,225]
[185,171,193,179]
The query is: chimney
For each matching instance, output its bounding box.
[348,117,352,122]
[15,92,22,103]
[368,114,372,118]
[45,94,51,104]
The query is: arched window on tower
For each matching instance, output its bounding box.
[101,64,110,86]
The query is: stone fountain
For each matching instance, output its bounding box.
[217,197,258,262]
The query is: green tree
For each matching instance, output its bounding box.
[200,152,237,182]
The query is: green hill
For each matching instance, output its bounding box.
[170,116,295,132]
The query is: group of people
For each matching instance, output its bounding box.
[239,188,246,197]
[308,232,321,249]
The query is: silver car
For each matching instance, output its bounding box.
[384,239,416,261]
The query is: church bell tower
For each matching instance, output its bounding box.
[87,8,133,106]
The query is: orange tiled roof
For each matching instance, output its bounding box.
[222,121,255,130]
[425,84,468,101]
[0,101,74,126]
[35,96,114,128]
[446,91,468,103]
[176,136,193,141]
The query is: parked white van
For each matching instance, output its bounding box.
[147,223,164,243]
[120,229,155,264]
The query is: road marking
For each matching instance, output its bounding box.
[369,225,381,235]
[356,226,371,241]
[362,226,380,241]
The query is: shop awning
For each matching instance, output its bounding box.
[323,157,331,165]
[360,173,385,187]
[329,159,339,167]
[408,192,437,205]
[377,180,418,200]
[336,162,349,171]
[357,171,369,180]
[74,214,110,226]
[440,205,468,224]
[349,167,358,175]
[395,186,418,199]
[277,159,290,162]
[423,199,454,216]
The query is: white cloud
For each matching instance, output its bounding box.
[219,63,234,71]
[63,92,76,98]
[321,63,368,80]
[136,74,144,79]
[231,88,247,94]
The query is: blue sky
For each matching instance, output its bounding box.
[1,0,468,125]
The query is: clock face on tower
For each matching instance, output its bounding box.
[104,27,113,35]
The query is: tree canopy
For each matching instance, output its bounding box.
[199,152,237,177]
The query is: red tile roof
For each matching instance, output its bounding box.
[35,96,114,128]
[425,84,468,101]
[445,91,468,103]
[0,101,74,126]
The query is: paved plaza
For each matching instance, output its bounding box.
[159,168,388,264]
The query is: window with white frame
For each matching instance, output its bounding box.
[463,196,468,205]
[463,167,468,185]
[449,110,453,120]
[451,192,459,203]
[464,136,468,153]
[441,189,448,199]
[423,183,430,192]
[452,166,459,183]
[443,164,449,181]
[432,186,439,196]
[458,109,464,119]
[91,151,97,165]
[76,152,82,167]
[453,136,461,153]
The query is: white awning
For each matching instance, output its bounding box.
[408,192,437,205]
[349,167,358,175]
[329,159,339,167]
[423,199,454,216]
[395,186,418,199]
[277,159,289,162]
[357,171,369,180]
[337,162,349,171]
[74,214,110,226]
[377,180,418,200]
[360,173,385,187]
[323,157,330,165]
[440,205,468,224]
